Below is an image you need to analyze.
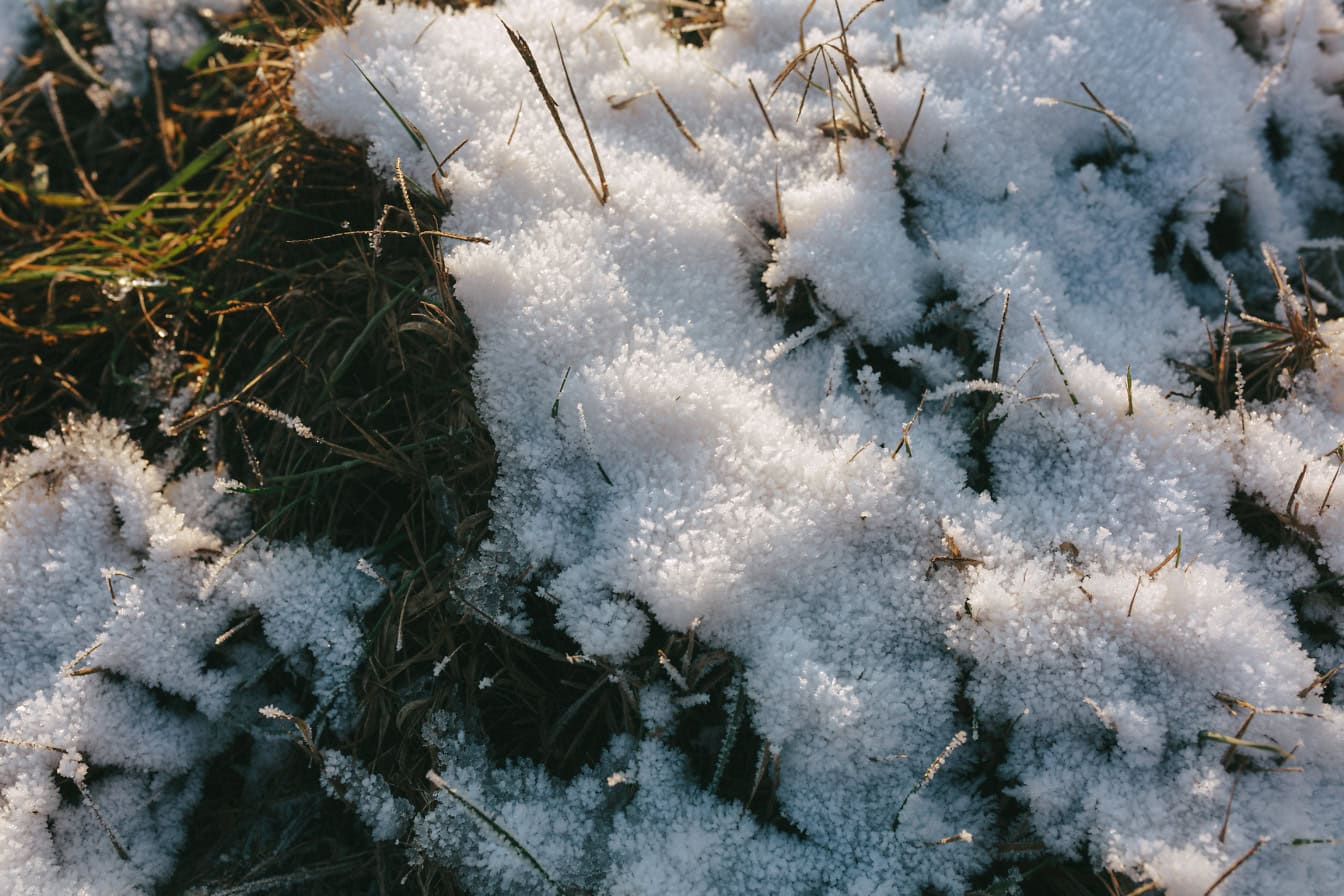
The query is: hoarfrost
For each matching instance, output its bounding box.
[0,416,383,894]
[289,0,1344,893]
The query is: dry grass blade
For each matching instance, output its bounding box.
[73,774,132,861]
[654,90,701,151]
[1187,249,1330,409]
[748,77,779,140]
[893,729,968,828]
[897,85,926,157]
[552,25,609,202]
[1126,574,1143,617]
[1147,530,1182,578]
[1203,837,1268,895]
[507,99,523,144]
[37,73,108,215]
[1246,1,1305,111]
[1078,81,1136,145]
[500,19,608,205]
[991,289,1011,383]
[1036,81,1136,147]
[1032,311,1079,405]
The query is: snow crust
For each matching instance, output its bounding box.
[293,1,1344,892]
[0,417,382,894]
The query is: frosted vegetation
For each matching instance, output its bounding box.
[292,1,1344,893]
[4,0,1344,893]
[0,417,382,893]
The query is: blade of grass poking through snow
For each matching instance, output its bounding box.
[991,289,1010,383]
[1032,311,1079,405]
[345,55,437,163]
[1033,82,1136,147]
[654,90,700,151]
[748,78,778,140]
[500,20,608,206]
[896,86,925,158]
[1147,530,1183,578]
[551,366,571,418]
[1197,731,1297,763]
[552,25,609,201]
[425,770,567,895]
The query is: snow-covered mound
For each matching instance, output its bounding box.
[0,416,383,894]
[294,1,1344,892]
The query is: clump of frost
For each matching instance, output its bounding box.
[295,0,1344,892]
[0,0,243,96]
[0,0,38,78]
[322,750,413,843]
[0,416,383,894]
[93,0,245,100]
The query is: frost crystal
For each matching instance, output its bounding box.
[0,416,383,894]
[294,1,1344,892]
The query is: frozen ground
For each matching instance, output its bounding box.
[293,1,1344,893]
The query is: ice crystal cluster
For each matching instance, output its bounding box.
[293,0,1344,893]
[0,417,383,894]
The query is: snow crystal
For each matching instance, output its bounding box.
[0,416,383,894]
[295,1,1344,892]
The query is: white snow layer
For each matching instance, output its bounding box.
[294,1,1344,893]
[0,417,383,894]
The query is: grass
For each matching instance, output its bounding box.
[1,2,495,892]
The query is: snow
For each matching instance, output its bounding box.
[0,0,242,93]
[0,417,383,894]
[0,0,1339,890]
[293,0,1344,891]
[286,0,1344,891]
